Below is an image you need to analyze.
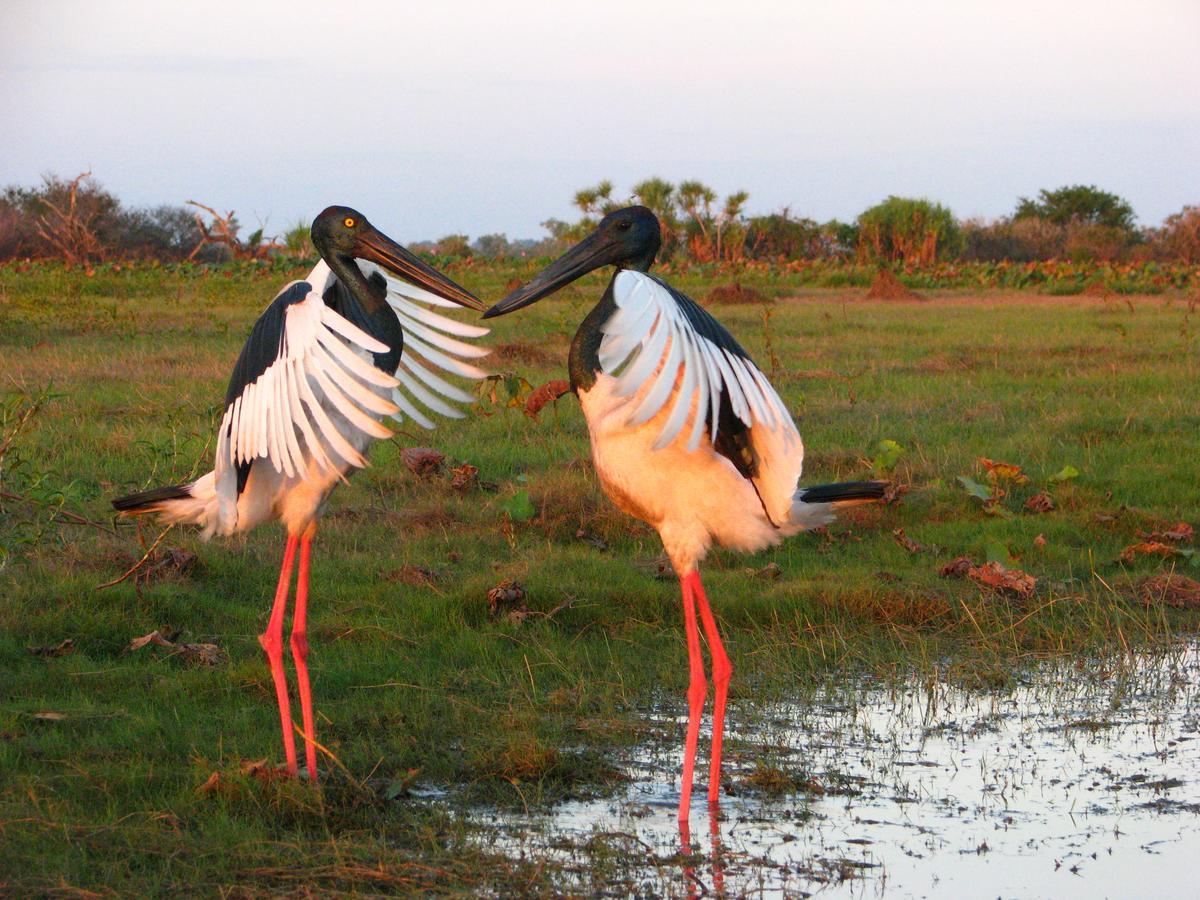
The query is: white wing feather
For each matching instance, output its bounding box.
[368,264,490,427]
[599,270,798,453]
[216,287,402,493]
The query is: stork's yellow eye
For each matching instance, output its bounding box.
[343,217,356,228]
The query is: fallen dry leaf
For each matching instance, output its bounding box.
[32,711,67,721]
[129,629,178,652]
[1139,574,1200,609]
[524,379,571,420]
[939,556,974,578]
[968,561,1036,598]
[1140,522,1194,544]
[1034,533,1047,548]
[1024,491,1055,513]
[449,463,478,491]
[402,447,444,476]
[128,629,225,666]
[979,457,1029,485]
[893,528,925,554]
[27,638,75,658]
[881,482,906,506]
[196,772,222,795]
[487,580,528,619]
[1119,541,1180,563]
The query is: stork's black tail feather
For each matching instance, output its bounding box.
[112,483,193,514]
[796,480,889,504]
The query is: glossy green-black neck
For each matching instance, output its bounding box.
[320,245,387,314]
[567,275,617,393]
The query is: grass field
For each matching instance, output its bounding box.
[2,262,1198,894]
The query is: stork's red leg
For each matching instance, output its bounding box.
[678,573,708,822]
[290,528,318,782]
[689,571,732,804]
[259,535,298,775]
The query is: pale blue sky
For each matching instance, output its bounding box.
[2,0,1197,241]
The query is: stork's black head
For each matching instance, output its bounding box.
[483,206,661,318]
[310,205,483,310]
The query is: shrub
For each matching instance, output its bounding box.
[1015,184,1136,232]
[1145,205,1200,264]
[856,196,961,265]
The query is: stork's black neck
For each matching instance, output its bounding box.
[568,274,618,394]
[320,251,404,373]
[567,248,658,393]
[325,251,387,314]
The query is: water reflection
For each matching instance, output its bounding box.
[475,643,1200,896]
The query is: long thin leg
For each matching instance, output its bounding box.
[689,571,732,804]
[259,535,298,775]
[679,573,708,822]
[290,526,318,782]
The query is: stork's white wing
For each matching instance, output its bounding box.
[377,268,490,429]
[216,281,401,495]
[598,270,798,452]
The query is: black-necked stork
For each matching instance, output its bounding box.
[484,206,886,821]
[112,206,488,782]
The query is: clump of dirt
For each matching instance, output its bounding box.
[866,269,923,300]
[707,283,767,304]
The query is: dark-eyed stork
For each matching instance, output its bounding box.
[112,206,488,782]
[484,206,886,821]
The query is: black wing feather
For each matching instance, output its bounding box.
[647,273,751,361]
[223,281,311,407]
[221,280,311,496]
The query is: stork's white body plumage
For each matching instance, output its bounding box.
[580,270,834,575]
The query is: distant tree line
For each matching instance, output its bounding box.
[2,171,1197,266]
[0,171,311,265]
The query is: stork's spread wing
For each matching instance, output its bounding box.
[599,270,799,453]
[217,280,401,496]
[377,268,490,429]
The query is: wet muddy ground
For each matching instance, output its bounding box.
[473,644,1200,896]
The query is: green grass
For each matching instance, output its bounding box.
[1,263,1198,894]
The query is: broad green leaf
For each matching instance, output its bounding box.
[501,490,536,522]
[1048,465,1079,483]
[985,537,1012,565]
[873,439,905,473]
[957,475,992,502]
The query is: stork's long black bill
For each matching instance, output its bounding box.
[483,230,615,318]
[356,227,484,310]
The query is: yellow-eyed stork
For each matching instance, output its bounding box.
[112,206,489,781]
[484,206,886,821]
